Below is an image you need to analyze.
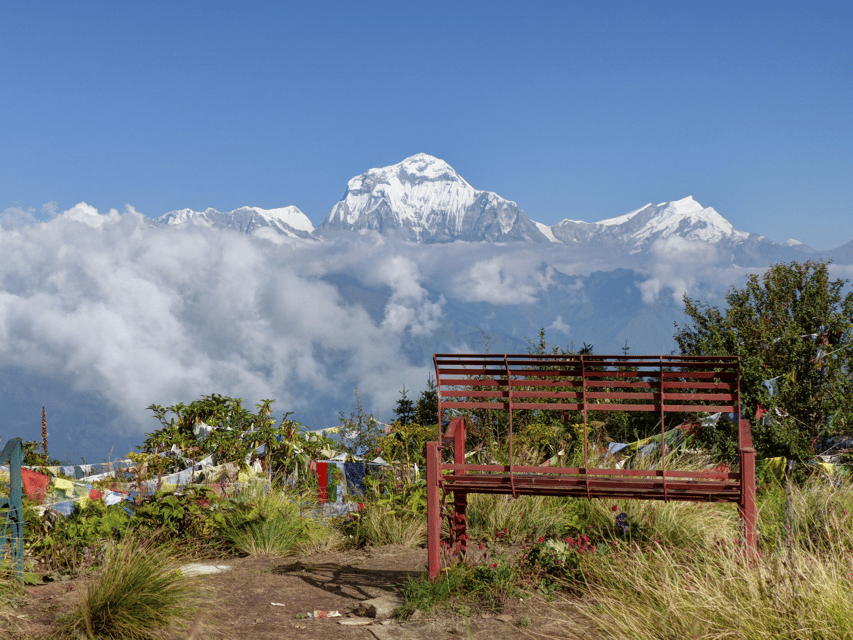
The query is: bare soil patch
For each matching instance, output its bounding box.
[5,545,593,639]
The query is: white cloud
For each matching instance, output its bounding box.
[1,206,37,229]
[636,236,745,304]
[828,262,853,287]
[60,201,123,228]
[452,257,556,304]
[638,277,663,304]
[0,206,438,446]
[2,204,841,461]
[0,201,59,231]
[547,315,571,335]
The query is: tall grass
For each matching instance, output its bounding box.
[346,503,426,547]
[49,536,212,640]
[579,494,740,548]
[403,453,853,638]
[569,542,853,639]
[223,481,343,556]
[466,494,584,543]
[563,477,853,639]
[465,448,740,548]
[758,475,853,552]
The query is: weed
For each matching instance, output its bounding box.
[0,575,23,609]
[396,566,468,620]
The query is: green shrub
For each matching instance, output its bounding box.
[341,502,426,548]
[525,536,587,583]
[398,554,523,620]
[131,486,234,548]
[25,502,130,574]
[222,484,341,556]
[49,536,212,640]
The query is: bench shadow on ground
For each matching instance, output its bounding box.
[271,560,420,601]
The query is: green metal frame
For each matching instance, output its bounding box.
[0,438,24,582]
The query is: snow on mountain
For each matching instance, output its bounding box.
[141,156,826,265]
[549,196,749,252]
[319,153,549,243]
[154,205,314,238]
[534,221,559,243]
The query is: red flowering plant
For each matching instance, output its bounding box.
[464,555,519,608]
[525,534,604,588]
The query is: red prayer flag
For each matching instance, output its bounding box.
[316,461,328,503]
[21,468,51,504]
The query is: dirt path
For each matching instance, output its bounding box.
[5,545,592,639]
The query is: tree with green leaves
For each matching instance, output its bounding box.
[143,394,328,479]
[674,260,853,463]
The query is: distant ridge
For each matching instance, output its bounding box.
[154,205,314,239]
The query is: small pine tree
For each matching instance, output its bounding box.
[393,386,417,426]
[416,375,439,425]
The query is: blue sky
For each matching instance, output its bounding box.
[2,1,851,249]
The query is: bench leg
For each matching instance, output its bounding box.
[427,441,442,581]
[739,446,757,549]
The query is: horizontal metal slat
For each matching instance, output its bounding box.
[440,390,507,399]
[440,401,509,410]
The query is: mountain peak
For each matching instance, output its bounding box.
[321,155,547,243]
[398,153,459,179]
[344,153,468,195]
[550,197,749,248]
[665,195,703,212]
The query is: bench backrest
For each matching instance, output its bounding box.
[434,354,742,448]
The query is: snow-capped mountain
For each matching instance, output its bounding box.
[142,156,825,266]
[154,205,314,239]
[549,196,749,253]
[318,153,549,243]
[542,196,826,266]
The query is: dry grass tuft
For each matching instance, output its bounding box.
[49,536,214,640]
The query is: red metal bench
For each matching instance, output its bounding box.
[425,353,757,578]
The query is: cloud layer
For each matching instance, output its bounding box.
[0,204,775,461]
